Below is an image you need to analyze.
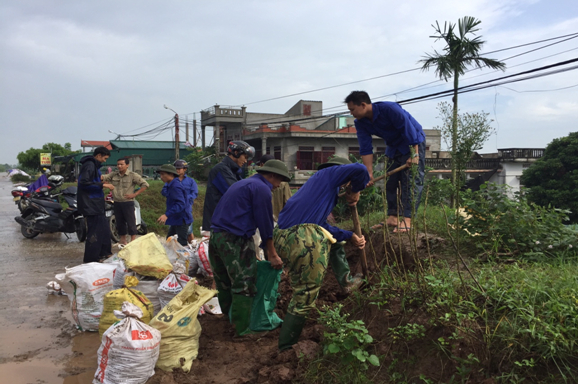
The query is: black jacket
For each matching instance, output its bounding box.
[202,156,242,231]
[77,155,105,216]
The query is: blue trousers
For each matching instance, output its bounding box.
[386,141,426,218]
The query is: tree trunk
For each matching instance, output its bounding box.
[451,70,459,208]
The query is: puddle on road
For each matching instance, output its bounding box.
[0,176,100,383]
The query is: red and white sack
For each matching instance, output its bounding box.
[158,264,192,309]
[94,302,161,384]
[55,263,117,331]
[189,239,213,277]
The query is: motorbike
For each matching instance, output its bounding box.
[105,196,148,243]
[11,175,64,213]
[14,185,87,242]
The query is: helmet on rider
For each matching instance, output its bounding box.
[227,141,255,161]
[173,159,188,169]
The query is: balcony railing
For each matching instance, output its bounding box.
[498,148,544,159]
[425,158,501,169]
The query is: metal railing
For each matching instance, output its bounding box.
[498,148,544,159]
[425,158,501,169]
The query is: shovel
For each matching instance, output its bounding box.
[345,163,410,278]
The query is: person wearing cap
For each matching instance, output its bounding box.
[209,159,289,336]
[345,90,426,232]
[164,159,198,243]
[102,157,149,245]
[156,164,192,246]
[202,141,255,235]
[257,154,292,222]
[274,156,369,350]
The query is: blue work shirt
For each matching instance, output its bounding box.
[355,101,425,158]
[278,163,369,242]
[164,177,193,226]
[211,173,274,242]
[163,175,198,207]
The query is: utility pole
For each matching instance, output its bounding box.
[186,120,189,143]
[164,105,179,160]
[174,114,179,160]
[193,113,197,147]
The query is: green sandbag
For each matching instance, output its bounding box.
[250,260,283,331]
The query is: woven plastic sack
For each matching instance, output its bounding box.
[188,239,213,277]
[158,264,192,309]
[163,235,191,271]
[99,276,153,337]
[149,280,216,372]
[55,263,117,331]
[118,233,172,279]
[93,302,161,384]
[250,260,283,332]
[135,275,161,316]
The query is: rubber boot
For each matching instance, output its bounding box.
[217,290,232,321]
[230,294,254,336]
[329,243,363,294]
[278,313,307,351]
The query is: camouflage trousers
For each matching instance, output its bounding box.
[208,231,258,298]
[274,224,332,316]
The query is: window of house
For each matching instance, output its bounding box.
[274,146,281,160]
[349,146,360,159]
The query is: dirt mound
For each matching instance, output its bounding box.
[147,230,444,383]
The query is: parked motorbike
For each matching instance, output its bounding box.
[11,175,64,213]
[14,185,87,241]
[105,197,148,243]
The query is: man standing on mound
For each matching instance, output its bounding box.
[345,90,426,232]
[274,156,368,350]
[210,160,288,336]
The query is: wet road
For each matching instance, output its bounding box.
[0,175,100,384]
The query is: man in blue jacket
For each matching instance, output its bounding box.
[156,164,192,246]
[77,147,115,263]
[166,159,198,243]
[210,159,288,336]
[345,90,426,232]
[274,156,368,350]
[202,141,255,234]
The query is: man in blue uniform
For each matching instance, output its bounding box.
[202,141,255,234]
[345,90,426,232]
[274,156,368,350]
[168,159,198,243]
[156,164,192,246]
[210,159,289,336]
[78,146,115,263]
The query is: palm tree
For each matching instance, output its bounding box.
[420,16,505,205]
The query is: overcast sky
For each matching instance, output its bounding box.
[1,0,577,165]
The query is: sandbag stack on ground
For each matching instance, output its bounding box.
[157,263,192,309]
[118,233,173,279]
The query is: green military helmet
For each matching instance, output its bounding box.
[317,156,351,170]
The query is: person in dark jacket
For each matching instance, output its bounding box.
[77,147,114,263]
[156,164,192,246]
[201,141,255,234]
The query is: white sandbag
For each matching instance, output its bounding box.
[102,253,132,290]
[189,239,213,277]
[55,263,117,331]
[158,264,192,309]
[93,302,161,384]
[135,276,161,316]
[163,235,191,270]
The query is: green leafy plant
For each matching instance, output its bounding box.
[319,304,380,368]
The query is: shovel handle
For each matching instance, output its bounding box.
[338,164,410,198]
[350,205,369,278]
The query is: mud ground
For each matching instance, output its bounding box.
[1,173,447,384]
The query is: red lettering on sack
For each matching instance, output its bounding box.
[131,330,153,340]
[96,337,113,382]
[92,278,110,286]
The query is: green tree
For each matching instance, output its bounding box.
[184,145,218,181]
[17,142,77,171]
[434,101,495,189]
[520,132,578,224]
[420,16,505,206]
